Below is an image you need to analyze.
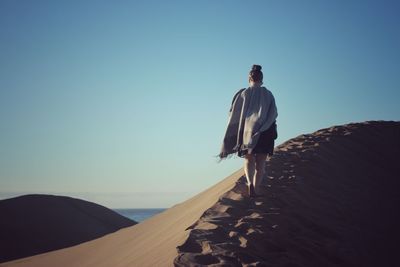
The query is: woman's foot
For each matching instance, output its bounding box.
[247,183,257,197]
[247,183,262,198]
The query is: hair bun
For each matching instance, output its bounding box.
[251,64,262,71]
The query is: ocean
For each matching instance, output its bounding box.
[114,208,166,223]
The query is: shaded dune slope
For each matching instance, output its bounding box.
[0,194,136,263]
[175,121,400,267]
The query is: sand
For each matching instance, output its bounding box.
[2,170,244,267]
[2,120,400,267]
[174,120,400,266]
[0,194,136,263]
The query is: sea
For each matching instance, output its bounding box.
[113,208,167,223]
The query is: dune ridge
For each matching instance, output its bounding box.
[174,120,400,266]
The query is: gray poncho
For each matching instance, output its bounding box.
[218,85,278,160]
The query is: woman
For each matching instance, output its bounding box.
[218,65,278,198]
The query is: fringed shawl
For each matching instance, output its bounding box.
[218,85,278,160]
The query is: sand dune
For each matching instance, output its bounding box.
[2,171,244,267]
[175,120,400,266]
[0,194,136,263]
[3,120,399,267]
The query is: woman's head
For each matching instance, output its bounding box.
[249,64,263,84]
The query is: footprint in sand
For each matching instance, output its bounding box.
[228,231,238,238]
[245,212,263,219]
[201,241,213,254]
[239,236,248,247]
[246,228,264,236]
[234,221,251,233]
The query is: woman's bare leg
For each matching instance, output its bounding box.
[244,154,256,193]
[254,153,268,194]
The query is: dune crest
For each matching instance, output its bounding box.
[174,120,400,266]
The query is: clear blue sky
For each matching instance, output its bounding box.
[1,0,399,208]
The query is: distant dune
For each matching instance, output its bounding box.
[3,121,399,267]
[0,194,136,263]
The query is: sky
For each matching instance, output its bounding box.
[0,0,399,208]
